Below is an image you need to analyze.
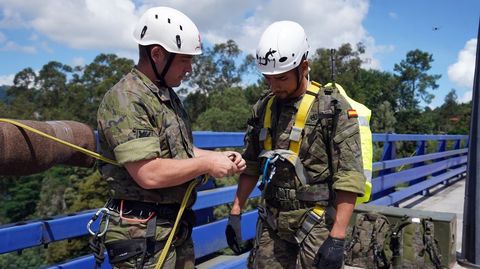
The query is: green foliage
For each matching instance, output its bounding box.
[182,40,258,126]
[244,81,269,105]
[371,101,397,133]
[0,247,46,269]
[310,43,364,94]
[393,49,441,110]
[195,87,250,131]
[0,175,42,223]
[0,85,7,101]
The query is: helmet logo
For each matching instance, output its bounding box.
[257,48,278,67]
[176,35,182,49]
[140,25,147,39]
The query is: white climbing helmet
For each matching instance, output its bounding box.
[133,6,202,55]
[256,21,309,75]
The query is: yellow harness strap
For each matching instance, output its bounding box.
[263,82,320,154]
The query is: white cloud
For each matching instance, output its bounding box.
[460,90,472,103]
[72,57,85,67]
[0,40,36,53]
[0,0,386,67]
[0,74,14,86]
[0,31,5,43]
[388,12,398,19]
[0,7,27,28]
[448,38,476,89]
[0,0,139,50]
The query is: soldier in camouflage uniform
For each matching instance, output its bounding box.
[225,21,366,269]
[97,7,246,269]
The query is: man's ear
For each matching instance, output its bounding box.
[300,60,309,78]
[150,46,165,63]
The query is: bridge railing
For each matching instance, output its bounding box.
[0,132,468,269]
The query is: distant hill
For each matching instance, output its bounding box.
[0,85,7,101]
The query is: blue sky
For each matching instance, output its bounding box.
[0,0,478,108]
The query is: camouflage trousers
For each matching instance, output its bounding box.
[248,213,332,269]
[101,210,195,269]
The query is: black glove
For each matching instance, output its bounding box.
[313,236,345,269]
[225,214,243,254]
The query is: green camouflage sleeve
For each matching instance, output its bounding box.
[241,100,265,177]
[331,94,366,196]
[97,88,160,165]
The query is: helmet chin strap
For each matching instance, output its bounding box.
[147,45,176,88]
[289,61,306,99]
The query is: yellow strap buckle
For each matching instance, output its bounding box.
[312,205,325,217]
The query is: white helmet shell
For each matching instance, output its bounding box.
[133,6,202,55]
[256,21,309,75]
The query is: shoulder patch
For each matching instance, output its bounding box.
[347,109,358,119]
[134,128,154,138]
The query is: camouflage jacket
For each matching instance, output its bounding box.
[97,68,196,205]
[242,85,366,196]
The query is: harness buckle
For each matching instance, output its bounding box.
[289,126,303,142]
[259,128,268,141]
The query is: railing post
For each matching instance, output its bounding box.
[374,134,396,201]
[379,136,396,176]
[454,139,462,150]
[432,140,447,179]
[412,140,427,187]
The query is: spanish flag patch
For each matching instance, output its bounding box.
[347,109,358,119]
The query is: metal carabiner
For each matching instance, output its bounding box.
[87,207,110,237]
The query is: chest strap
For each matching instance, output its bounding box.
[261,81,321,153]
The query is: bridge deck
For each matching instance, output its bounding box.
[401,176,466,269]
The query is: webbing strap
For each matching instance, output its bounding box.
[290,84,320,153]
[263,97,275,150]
[262,82,320,153]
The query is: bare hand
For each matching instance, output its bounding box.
[206,152,238,178]
[223,151,246,173]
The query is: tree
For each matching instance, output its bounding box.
[36,61,73,120]
[0,85,7,101]
[0,175,43,223]
[309,43,365,99]
[195,87,250,131]
[244,80,269,106]
[371,101,396,133]
[76,54,134,127]
[393,49,441,110]
[5,68,38,119]
[181,40,257,126]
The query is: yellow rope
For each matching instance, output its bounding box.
[0,118,119,166]
[1,118,202,269]
[155,180,197,269]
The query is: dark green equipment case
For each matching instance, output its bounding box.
[349,204,457,269]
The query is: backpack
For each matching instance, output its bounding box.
[389,216,444,269]
[345,212,392,268]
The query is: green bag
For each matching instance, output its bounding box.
[345,212,392,268]
[388,216,444,269]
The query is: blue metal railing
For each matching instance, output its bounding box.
[0,132,469,268]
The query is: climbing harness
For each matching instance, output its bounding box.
[0,118,207,269]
